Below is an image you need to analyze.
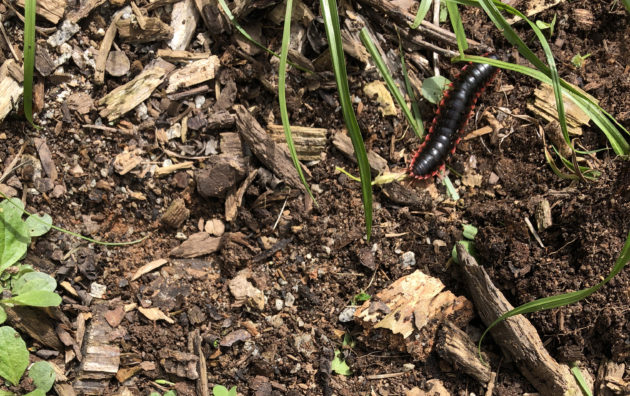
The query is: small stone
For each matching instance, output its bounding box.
[266,314,284,328]
[51,184,66,198]
[285,292,295,307]
[401,251,416,268]
[34,177,54,193]
[69,164,84,177]
[204,218,225,236]
[488,172,500,185]
[274,299,284,311]
[106,51,131,77]
[195,157,247,198]
[338,306,357,323]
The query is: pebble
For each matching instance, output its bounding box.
[194,95,206,108]
[265,314,284,328]
[401,251,416,268]
[285,292,295,307]
[338,306,357,323]
[274,299,284,311]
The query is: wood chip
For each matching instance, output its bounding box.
[156,49,211,62]
[228,269,265,310]
[95,7,126,85]
[165,55,220,93]
[268,124,327,161]
[0,62,23,123]
[34,137,58,181]
[354,270,473,361]
[131,258,168,280]
[332,131,388,174]
[160,198,190,229]
[527,83,594,136]
[168,0,199,50]
[105,51,131,77]
[16,0,65,24]
[436,321,491,384]
[116,17,173,43]
[98,59,174,121]
[364,81,397,116]
[154,161,194,176]
[225,169,257,222]
[78,302,121,380]
[138,306,175,324]
[169,232,222,258]
[66,0,107,23]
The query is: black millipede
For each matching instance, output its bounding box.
[408,54,499,180]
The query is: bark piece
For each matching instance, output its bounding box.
[66,0,106,23]
[4,306,64,350]
[160,197,190,228]
[535,198,552,231]
[169,232,222,258]
[168,0,199,50]
[0,64,22,123]
[131,258,168,281]
[354,270,473,361]
[33,137,57,181]
[436,321,491,384]
[225,169,257,222]
[98,59,174,121]
[94,7,126,85]
[191,330,209,396]
[597,360,628,396]
[66,92,94,115]
[138,307,175,324]
[268,124,327,161]
[165,56,220,94]
[78,303,121,381]
[234,105,305,190]
[156,49,211,62]
[527,83,593,136]
[160,350,198,379]
[228,268,265,310]
[268,0,314,25]
[116,17,173,43]
[196,156,247,198]
[17,0,65,23]
[455,244,582,396]
[332,131,388,174]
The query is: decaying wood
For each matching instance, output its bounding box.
[506,0,563,24]
[98,59,175,121]
[268,0,314,25]
[17,0,65,23]
[194,0,230,37]
[596,360,629,396]
[535,198,552,231]
[169,232,222,258]
[354,270,474,361]
[436,321,491,384]
[455,244,583,396]
[225,169,257,222]
[157,49,211,62]
[4,306,64,350]
[0,60,22,123]
[66,0,106,23]
[267,124,327,161]
[169,0,199,50]
[332,131,388,175]
[130,1,147,29]
[160,197,190,228]
[165,55,220,94]
[234,105,305,190]
[116,17,173,43]
[95,7,127,85]
[191,329,209,396]
[527,83,594,136]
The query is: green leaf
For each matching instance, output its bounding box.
[442,175,459,200]
[570,363,593,396]
[163,391,177,396]
[23,0,37,127]
[0,390,15,396]
[421,76,451,104]
[331,349,351,376]
[4,290,62,307]
[24,214,52,237]
[446,1,468,54]
[462,224,478,240]
[23,390,46,396]
[352,292,371,305]
[0,306,5,324]
[321,0,373,241]
[155,379,176,386]
[28,361,55,392]
[342,333,356,348]
[0,326,29,386]
[451,240,475,264]
[212,385,236,396]
[410,0,432,29]
[623,0,630,14]
[149,393,161,396]
[571,53,591,69]
[0,199,30,273]
[12,272,57,295]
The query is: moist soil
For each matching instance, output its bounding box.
[1,0,629,395]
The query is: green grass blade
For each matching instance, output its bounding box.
[397,36,423,133]
[321,0,372,240]
[410,0,433,29]
[622,0,630,14]
[278,0,316,206]
[23,0,36,127]
[478,231,630,356]
[445,1,468,54]
[217,0,312,74]
[360,28,422,138]
[570,363,593,396]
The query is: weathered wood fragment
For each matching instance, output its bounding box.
[455,244,583,396]
[17,0,65,23]
[196,156,248,198]
[4,306,64,350]
[234,105,305,190]
[436,321,491,384]
[268,0,314,25]
[332,131,388,174]
[354,270,474,361]
[116,17,173,43]
[77,302,121,385]
[165,55,220,93]
[0,61,22,123]
[169,232,222,258]
[98,59,174,121]
[66,0,107,23]
[225,169,257,222]
[597,360,629,396]
[95,7,127,85]
[169,0,199,50]
[157,49,211,62]
[267,124,327,161]
[527,83,594,136]
[160,197,190,228]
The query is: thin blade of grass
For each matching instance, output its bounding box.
[359,28,422,138]
[622,0,630,14]
[478,231,630,358]
[570,363,594,396]
[396,32,423,132]
[410,0,433,29]
[445,1,468,54]
[278,0,316,206]
[23,0,36,127]
[320,0,373,240]
[217,0,312,74]
[442,175,459,200]
[453,55,630,155]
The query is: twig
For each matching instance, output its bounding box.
[432,0,441,76]
[524,216,545,248]
[366,372,408,380]
[0,15,19,62]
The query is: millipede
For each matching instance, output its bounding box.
[408,54,499,180]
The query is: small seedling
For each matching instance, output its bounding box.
[331,349,352,376]
[535,14,557,38]
[212,385,237,396]
[451,224,478,264]
[571,53,592,69]
[149,391,176,396]
[351,292,371,306]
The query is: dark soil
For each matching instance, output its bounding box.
[1,0,629,395]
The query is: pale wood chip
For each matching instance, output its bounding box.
[138,306,175,324]
[131,258,169,281]
[165,56,220,93]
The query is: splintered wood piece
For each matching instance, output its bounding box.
[169,232,222,258]
[94,7,126,85]
[267,124,326,161]
[234,105,305,190]
[354,270,473,361]
[138,307,175,324]
[34,137,58,181]
[225,169,257,222]
[0,70,22,123]
[436,321,491,384]
[169,0,199,50]
[78,302,121,380]
[165,56,220,93]
[596,360,628,396]
[332,131,388,174]
[66,0,106,23]
[160,198,190,228]
[131,258,168,280]
[157,49,211,62]
[456,244,582,396]
[527,83,594,136]
[191,330,209,396]
[506,0,563,24]
[16,0,65,23]
[4,306,64,350]
[116,17,173,43]
[98,59,174,121]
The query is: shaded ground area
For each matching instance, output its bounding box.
[0,0,629,394]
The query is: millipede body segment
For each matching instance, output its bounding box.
[408,54,499,180]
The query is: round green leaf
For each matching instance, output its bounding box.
[28,361,55,392]
[420,75,451,104]
[25,214,52,237]
[0,326,29,386]
[0,199,30,274]
[7,290,61,307]
[12,272,57,295]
